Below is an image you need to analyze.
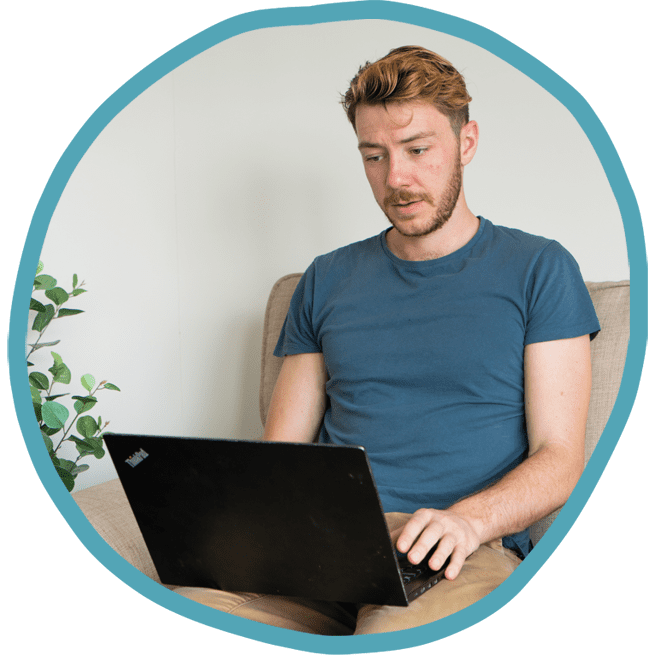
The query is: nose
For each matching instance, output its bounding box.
[386,153,412,189]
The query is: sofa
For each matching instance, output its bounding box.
[73,277,630,588]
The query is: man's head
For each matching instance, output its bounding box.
[341,45,472,138]
[343,47,477,239]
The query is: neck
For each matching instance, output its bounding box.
[386,202,480,262]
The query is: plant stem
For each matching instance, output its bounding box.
[53,386,104,453]
[26,306,61,361]
[53,408,82,453]
[26,327,47,361]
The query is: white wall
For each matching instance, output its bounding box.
[33,19,629,490]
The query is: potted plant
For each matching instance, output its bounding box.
[27,261,120,491]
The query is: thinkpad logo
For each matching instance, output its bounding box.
[125,448,149,468]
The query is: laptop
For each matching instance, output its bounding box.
[104,433,446,606]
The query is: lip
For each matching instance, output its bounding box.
[393,200,424,215]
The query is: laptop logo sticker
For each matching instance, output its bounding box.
[125,448,149,468]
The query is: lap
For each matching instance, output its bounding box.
[354,534,521,634]
[172,512,521,635]
[173,587,357,635]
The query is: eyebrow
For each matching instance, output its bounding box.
[357,131,438,150]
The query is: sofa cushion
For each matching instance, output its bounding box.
[73,478,160,582]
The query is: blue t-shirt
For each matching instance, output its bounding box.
[274,217,600,558]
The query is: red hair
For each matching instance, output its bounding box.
[342,46,472,135]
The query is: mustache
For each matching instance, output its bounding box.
[384,190,433,206]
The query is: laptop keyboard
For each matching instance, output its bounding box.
[397,545,447,600]
[400,560,431,584]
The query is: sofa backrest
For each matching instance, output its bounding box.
[260,273,303,426]
[259,276,631,544]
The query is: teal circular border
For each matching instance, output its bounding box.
[8,2,647,653]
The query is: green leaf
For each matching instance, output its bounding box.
[48,353,71,385]
[30,298,46,312]
[45,286,69,306]
[33,403,42,422]
[71,288,87,297]
[77,415,98,438]
[30,386,42,404]
[44,393,69,401]
[41,401,69,430]
[72,464,90,475]
[55,466,75,492]
[41,425,62,437]
[27,340,61,352]
[32,304,55,332]
[89,437,105,459]
[57,308,84,317]
[73,273,78,288]
[29,372,49,390]
[36,261,44,276]
[42,432,54,453]
[103,383,121,391]
[81,374,95,393]
[49,364,71,385]
[73,395,97,414]
[87,437,105,459]
[34,274,56,290]
[57,458,76,472]
[70,436,94,452]
[71,435,105,459]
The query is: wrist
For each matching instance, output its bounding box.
[447,501,488,545]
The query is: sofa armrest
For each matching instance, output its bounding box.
[72,478,161,583]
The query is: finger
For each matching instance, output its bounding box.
[389,526,403,544]
[443,545,469,580]
[426,534,456,571]
[406,523,445,564]
[395,513,432,553]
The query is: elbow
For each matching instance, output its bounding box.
[556,452,585,509]
[531,441,585,511]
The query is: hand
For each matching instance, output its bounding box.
[391,507,482,580]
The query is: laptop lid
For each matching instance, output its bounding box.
[104,434,410,606]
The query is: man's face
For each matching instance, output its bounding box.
[355,100,464,237]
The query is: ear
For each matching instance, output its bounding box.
[459,120,479,166]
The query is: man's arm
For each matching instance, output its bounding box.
[263,352,328,443]
[394,334,592,580]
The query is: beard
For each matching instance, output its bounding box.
[382,158,463,238]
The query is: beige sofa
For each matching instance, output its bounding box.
[73,277,630,588]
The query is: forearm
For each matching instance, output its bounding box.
[395,337,591,580]
[395,442,584,578]
[447,441,584,544]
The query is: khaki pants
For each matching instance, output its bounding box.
[173,512,522,635]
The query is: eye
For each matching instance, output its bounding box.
[364,153,383,163]
[410,147,428,156]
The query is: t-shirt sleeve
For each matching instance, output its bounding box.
[273,262,321,357]
[524,241,601,345]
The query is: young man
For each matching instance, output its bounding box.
[176,46,600,634]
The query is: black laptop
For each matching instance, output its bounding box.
[104,434,446,606]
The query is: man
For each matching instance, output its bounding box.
[176,45,600,634]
